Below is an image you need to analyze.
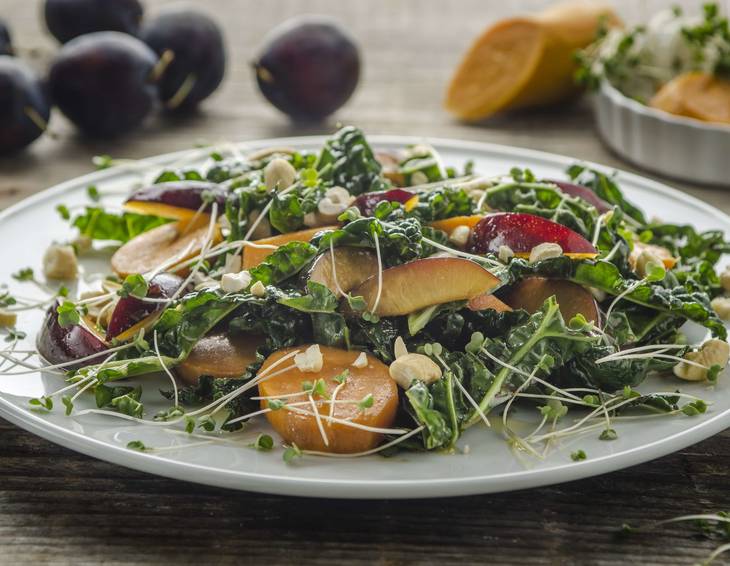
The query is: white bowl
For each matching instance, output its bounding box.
[595,81,730,187]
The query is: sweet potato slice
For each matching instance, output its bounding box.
[241,225,337,270]
[175,332,265,386]
[111,219,221,277]
[258,346,399,453]
[445,1,620,121]
[650,72,730,124]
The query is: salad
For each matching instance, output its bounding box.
[578,3,730,125]
[1,126,729,461]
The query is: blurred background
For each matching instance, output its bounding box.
[0,0,728,211]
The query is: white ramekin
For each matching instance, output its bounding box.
[595,81,730,187]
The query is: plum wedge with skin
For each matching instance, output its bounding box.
[106,272,185,340]
[175,332,265,386]
[500,277,599,323]
[124,181,228,221]
[547,180,611,213]
[305,247,378,297]
[353,188,417,217]
[37,303,107,370]
[111,220,222,277]
[468,212,598,256]
[350,257,500,317]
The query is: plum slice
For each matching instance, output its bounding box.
[500,277,599,323]
[350,257,500,317]
[547,180,611,213]
[111,220,222,278]
[124,181,228,221]
[468,212,597,257]
[37,303,108,370]
[305,247,378,297]
[175,332,265,386]
[353,188,417,217]
[106,272,185,340]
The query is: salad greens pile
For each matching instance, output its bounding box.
[4,125,729,460]
[576,3,730,102]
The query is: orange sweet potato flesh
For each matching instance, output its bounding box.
[175,332,265,386]
[650,72,730,124]
[242,225,338,270]
[111,219,221,277]
[445,1,620,121]
[429,215,485,235]
[258,346,399,454]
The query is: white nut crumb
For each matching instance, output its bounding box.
[389,353,443,389]
[72,235,92,255]
[448,225,471,247]
[410,171,429,186]
[223,253,242,275]
[352,351,368,369]
[498,245,514,263]
[302,212,322,228]
[295,344,323,373]
[721,268,730,292]
[317,186,353,220]
[528,242,563,264]
[394,336,408,359]
[250,280,266,297]
[0,309,17,327]
[711,296,730,321]
[43,244,78,280]
[220,270,251,293]
[673,339,730,381]
[264,157,297,192]
[634,249,663,278]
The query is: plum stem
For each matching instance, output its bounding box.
[149,49,175,83]
[166,73,197,110]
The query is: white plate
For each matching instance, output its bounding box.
[595,82,730,187]
[0,136,728,499]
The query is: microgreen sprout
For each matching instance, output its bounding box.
[251,434,274,451]
[126,440,148,452]
[118,274,148,299]
[357,393,374,411]
[599,428,618,441]
[283,443,302,463]
[571,449,587,461]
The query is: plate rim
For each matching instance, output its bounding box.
[1,134,728,499]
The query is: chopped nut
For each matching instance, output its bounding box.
[389,353,442,389]
[528,243,562,264]
[352,351,368,369]
[250,280,266,297]
[711,296,730,321]
[0,309,17,327]
[410,171,429,186]
[302,212,322,228]
[43,244,78,280]
[220,270,251,293]
[394,336,408,359]
[317,186,354,220]
[294,344,323,373]
[673,339,730,381]
[498,245,514,263]
[634,249,664,278]
[448,225,471,247]
[223,253,242,275]
[721,268,730,293]
[72,235,93,255]
[263,157,297,192]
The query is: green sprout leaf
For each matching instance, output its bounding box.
[56,301,81,328]
[126,440,148,452]
[118,274,149,299]
[251,434,274,451]
[571,449,587,461]
[283,443,302,463]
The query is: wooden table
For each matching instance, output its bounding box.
[2,1,729,564]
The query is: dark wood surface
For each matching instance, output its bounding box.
[2,1,730,564]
